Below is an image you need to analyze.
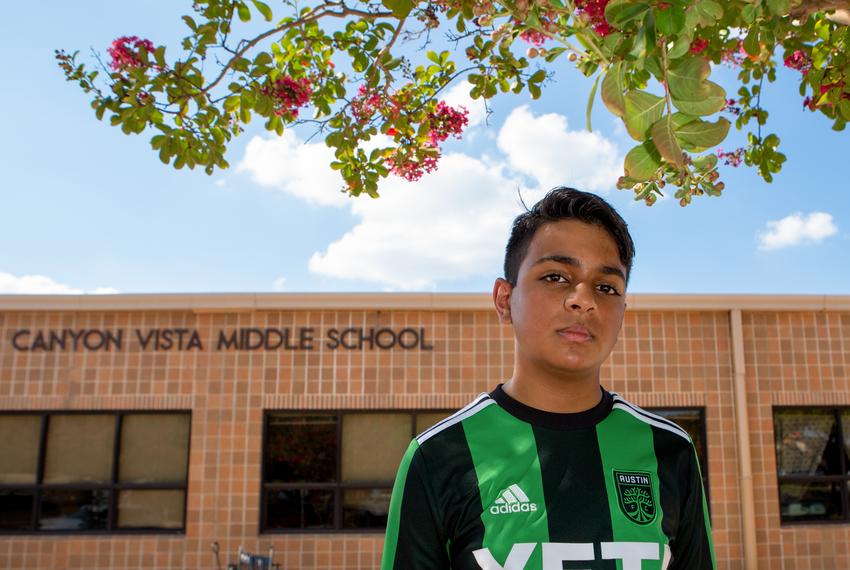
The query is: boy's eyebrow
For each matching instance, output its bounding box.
[532,254,627,283]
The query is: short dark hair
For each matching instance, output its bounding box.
[503,187,635,286]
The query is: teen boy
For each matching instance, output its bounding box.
[381,187,715,569]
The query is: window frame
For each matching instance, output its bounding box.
[0,410,192,535]
[773,406,850,526]
[260,409,451,534]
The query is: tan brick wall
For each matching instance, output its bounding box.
[0,306,848,569]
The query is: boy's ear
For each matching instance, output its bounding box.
[492,278,512,324]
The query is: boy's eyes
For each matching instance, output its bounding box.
[541,273,622,296]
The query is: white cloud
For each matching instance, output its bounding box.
[238,105,622,289]
[758,212,838,251]
[0,272,118,294]
[498,106,622,192]
[273,277,287,291]
[309,153,530,289]
[238,130,351,208]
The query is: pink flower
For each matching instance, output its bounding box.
[261,76,312,119]
[575,0,614,36]
[783,49,810,74]
[427,101,469,145]
[351,85,383,123]
[689,39,709,55]
[108,36,155,71]
[386,145,441,182]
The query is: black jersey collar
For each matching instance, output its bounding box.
[489,383,614,430]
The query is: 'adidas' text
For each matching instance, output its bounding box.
[490,484,538,515]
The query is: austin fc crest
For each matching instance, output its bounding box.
[613,470,657,525]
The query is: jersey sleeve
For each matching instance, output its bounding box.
[669,442,716,570]
[381,439,450,570]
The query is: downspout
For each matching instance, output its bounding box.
[730,308,758,570]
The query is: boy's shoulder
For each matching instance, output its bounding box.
[607,392,695,463]
[414,392,496,449]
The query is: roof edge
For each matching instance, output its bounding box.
[0,292,849,312]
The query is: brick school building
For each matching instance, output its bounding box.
[0,293,849,569]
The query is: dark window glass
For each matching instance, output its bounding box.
[0,412,190,534]
[265,415,337,483]
[775,410,840,476]
[779,482,843,523]
[773,408,850,525]
[342,488,392,529]
[265,489,334,530]
[0,490,34,530]
[262,410,450,532]
[39,489,110,531]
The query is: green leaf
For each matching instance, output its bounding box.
[839,99,850,121]
[254,52,272,67]
[692,154,718,170]
[689,0,723,27]
[667,33,693,59]
[182,15,197,31]
[741,2,760,24]
[624,141,662,179]
[671,81,726,116]
[675,117,731,150]
[743,27,760,56]
[623,90,665,140]
[236,2,251,22]
[604,0,651,28]
[601,62,626,117]
[382,0,414,18]
[587,74,601,132]
[766,0,789,16]
[252,0,273,21]
[223,96,240,112]
[654,5,685,36]
[651,117,684,166]
[667,57,711,100]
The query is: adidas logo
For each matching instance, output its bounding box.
[489,484,538,515]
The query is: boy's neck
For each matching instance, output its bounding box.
[502,372,603,414]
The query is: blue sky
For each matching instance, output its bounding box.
[1,2,848,295]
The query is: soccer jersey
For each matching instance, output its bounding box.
[381,385,715,569]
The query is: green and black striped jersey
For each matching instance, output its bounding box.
[381,385,715,570]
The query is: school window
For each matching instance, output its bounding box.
[774,408,850,524]
[0,412,191,533]
[261,410,449,532]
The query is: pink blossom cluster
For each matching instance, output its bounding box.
[575,0,614,37]
[716,147,744,167]
[261,76,312,119]
[386,101,469,182]
[108,36,155,71]
[351,85,383,123]
[518,14,559,46]
[783,50,811,74]
[386,147,440,182]
[689,38,709,55]
[519,29,548,46]
[427,101,469,145]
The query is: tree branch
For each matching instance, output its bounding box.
[202,4,394,94]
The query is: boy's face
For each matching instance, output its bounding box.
[494,219,628,381]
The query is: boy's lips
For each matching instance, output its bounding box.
[557,325,592,342]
